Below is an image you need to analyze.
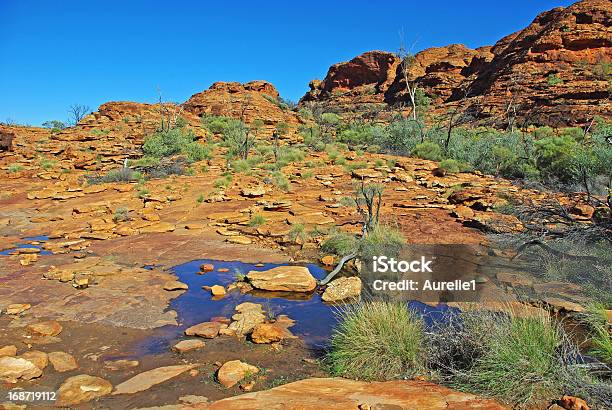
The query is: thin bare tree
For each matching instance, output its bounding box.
[68,104,91,126]
[397,34,419,121]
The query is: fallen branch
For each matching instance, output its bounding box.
[512,239,598,262]
[318,251,358,285]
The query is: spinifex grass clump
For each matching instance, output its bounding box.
[451,311,564,407]
[328,301,424,380]
[581,304,612,365]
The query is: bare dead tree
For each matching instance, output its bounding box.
[319,181,384,285]
[397,33,420,121]
[68,104,91,126]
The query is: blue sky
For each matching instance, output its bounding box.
[0,0,575,126]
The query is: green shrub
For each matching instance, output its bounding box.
[321,230,358,257]
[143,127,207,163]
[88,167,141,184]
[438,159,460,174]
[8,164,23,173]
[328,301,424,380]
[40,158,57,171]
[201,115,233,134]
[547,73,563,86]
[413,141,443,161]
[534,135,579,182]
[366,144,381,153]
[379,118,422,154]
[248,214,266,227]
[300,171,314,179]
[196,193,205,204]
[113,207,130,222]
[213,175,232,189]
[289,223,307,243]
[130,156,161,168]
[271,171,290,192]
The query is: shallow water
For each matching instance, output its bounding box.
[131,259,462,357]
[133,260,339,355]
[0,236,51,256]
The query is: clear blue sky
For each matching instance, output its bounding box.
[1,0,575,126]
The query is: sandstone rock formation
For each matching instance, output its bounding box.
[182,81,300,131]
[0,130,15,151]
[302,0,611,127]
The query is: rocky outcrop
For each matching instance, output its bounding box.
[0,130,15,152]
[182,81,300,130]
[301,0,612,127]
[302,51,400,111]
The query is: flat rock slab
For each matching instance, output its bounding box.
[185,321,223,338]
[113,364,198,395]
[246,266,316,292]
[163,280,189,291]
[27,320,63,336]
[205,377,505,409]
[56,374,113,406]
[172,339,206,353]
[49,351,79,372]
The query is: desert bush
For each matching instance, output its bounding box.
[221,119,255,160]
[359,224,405,261]
[413,141,443,161]
[269,171,290,192]
[113,207,130,222]
[438,159,460,173]
[534,134,578,183]
[248,214,266,227]
[449,310,566,407]
[337,122,385,149]
[143,127,208,163]
[580,304,612,365]
[289,223,308,243]
[321,230,358,257]
[88,167,141,184]
[377,118,423,154]
[547,73,563,86]
[328,301,425,380]
[213,174,232,189]
[8,164,23,173]
[201,115,233,134]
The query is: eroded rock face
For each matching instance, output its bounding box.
[0,130,15,152]
[204,377,505,409]
[301,0,612,127]
[302,51,399,105]
[246,266,317,292]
